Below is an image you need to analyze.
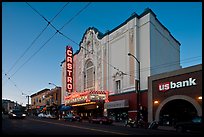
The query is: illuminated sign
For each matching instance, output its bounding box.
[158,77,197,92]
[66,46,73,93]
[64,90,109,105]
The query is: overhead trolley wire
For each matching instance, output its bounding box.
[6,2,70,79]
[6,2,70,77]
[8,2,91,79]
[10,32,57,78]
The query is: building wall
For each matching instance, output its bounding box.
[149,13,181,76]
[109,92,137,111]
[138,13,151,91]
[2,100,16,113]
[62,8,181,111]
[31,89,50,109]
[49,87,62,106]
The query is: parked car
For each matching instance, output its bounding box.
[8,109,26,119]
[45,113,57,119]
[89,116,113,125]
[64,113,82,122]
[37,113,46,118]
[174,116,202,132]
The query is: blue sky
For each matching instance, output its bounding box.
[2,2,202,106]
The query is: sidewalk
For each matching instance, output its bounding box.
[157,126,176,131]
[112,122,125,127]
[112,121,176,132]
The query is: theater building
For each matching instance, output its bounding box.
[61,8,181,121]
[148,64,202,125]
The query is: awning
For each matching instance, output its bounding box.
[39,106,46,110]
[59,105,73,111]
[104,99,129,109]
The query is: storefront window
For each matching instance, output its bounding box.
[108,108,128,122]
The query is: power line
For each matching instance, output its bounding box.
[130,56,202,75]
[60,28,201,80]
[59,2,91,31]
[6,2,70,76]
[7,24,49,75]
[10,32,57,78]
[3,72,23,94]
[50,2,70,23]
[124,56,202,79]
[26,2,49,24]
[97,56,202,82]
[6,2,70,79]
[8,2,91,78]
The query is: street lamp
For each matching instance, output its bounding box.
[48,82,58,88]
[22,93,30,114]
[48,82,60,106]
[128,52,140,123]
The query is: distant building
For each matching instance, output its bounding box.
[2,99,23,113]
[30,87,61,115]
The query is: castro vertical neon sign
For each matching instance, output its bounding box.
[66,46,73,93]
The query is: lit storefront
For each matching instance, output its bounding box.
[64,90,109,119]
[104,91,148,122]
[148,64,202,126]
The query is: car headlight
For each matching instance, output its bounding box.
[22,114,26,116]
[12,114,16,116]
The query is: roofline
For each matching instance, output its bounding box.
[149,64,202,81]
[71,8,181,56]
[30,88,50,97]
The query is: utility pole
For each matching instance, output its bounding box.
[22,92,30,115]
[26,95,29,111]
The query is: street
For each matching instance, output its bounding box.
[2,115,200,135]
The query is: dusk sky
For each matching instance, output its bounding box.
[2,2,202,106]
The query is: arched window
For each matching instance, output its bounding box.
[84,60,95,90]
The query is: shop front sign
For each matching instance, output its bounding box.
[158,77,197,92]
[104,100,129,109]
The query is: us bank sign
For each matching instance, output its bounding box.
[158,77,197,92]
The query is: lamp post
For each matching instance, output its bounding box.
[48,82,58,88]
[48,82,60,113]
[22,93,30,115]
[128,53,140,123]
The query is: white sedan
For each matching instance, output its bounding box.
[37,113,46,118]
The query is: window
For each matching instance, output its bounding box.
[84,60,95,90]
[116,80,121,93]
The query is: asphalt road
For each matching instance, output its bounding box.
[1,115,201,135]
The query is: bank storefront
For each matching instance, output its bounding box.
[148,64,202,126]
